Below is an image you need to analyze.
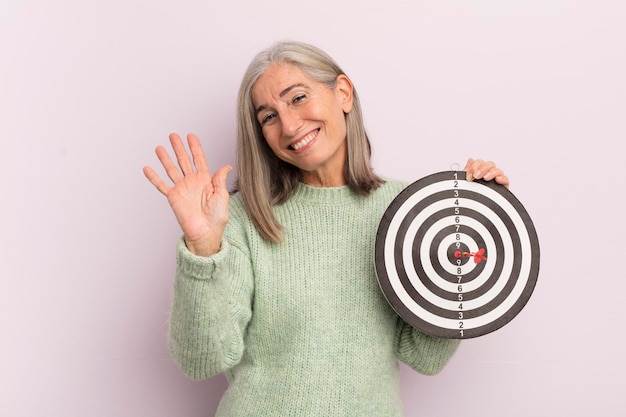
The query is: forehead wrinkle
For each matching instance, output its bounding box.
[279,83,310,98]
[255,83,312,116]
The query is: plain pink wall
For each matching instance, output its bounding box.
[2,1,624,416]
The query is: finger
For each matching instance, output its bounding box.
[155,145,183,183]
[482,165,502,181]
[213,165,233,194]
[475,164,510,188]
[143,165,172,196]
[470,160,495,180]
[495,174,510,189]
[187,133,210,173]
[169,133,194,176]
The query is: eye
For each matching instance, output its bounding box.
[260,113,276,126]
[292,93,306,104]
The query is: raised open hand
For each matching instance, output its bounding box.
[143,133,232,257]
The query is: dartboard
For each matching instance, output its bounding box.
[375,171,539,339]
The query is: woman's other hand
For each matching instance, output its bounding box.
[464,158,510,189]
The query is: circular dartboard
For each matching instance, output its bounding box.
[375,171,540,339]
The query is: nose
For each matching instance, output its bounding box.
[279,108,302,138]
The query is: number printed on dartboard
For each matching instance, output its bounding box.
[452,172,465,337]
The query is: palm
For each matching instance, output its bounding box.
[166,169,229,242]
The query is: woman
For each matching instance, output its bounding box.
[143,41,509,416]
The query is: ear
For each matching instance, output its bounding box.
[335,74,354,113]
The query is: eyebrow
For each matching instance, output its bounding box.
[254,83,311,116]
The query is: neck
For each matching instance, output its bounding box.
[301,170,346,187]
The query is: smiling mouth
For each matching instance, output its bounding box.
[289,130,318,150]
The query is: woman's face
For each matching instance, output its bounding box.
[251,63,353,187]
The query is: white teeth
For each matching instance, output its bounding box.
[291,131,316,150]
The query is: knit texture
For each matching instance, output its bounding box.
[169,179,460,417]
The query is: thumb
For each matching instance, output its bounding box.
[213,165,233,193]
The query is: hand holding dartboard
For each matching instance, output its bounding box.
[375,171,540,339]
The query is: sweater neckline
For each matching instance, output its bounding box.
[290,182,360,205]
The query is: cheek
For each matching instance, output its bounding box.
[261,127,282,153]
[261,125,275,142]
[331,112,348,139]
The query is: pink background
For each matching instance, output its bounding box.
[2,1,624,416]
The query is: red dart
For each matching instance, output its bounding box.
[473,248,487,263]
[458,249,488,263]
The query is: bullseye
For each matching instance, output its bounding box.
[375,171,540,339]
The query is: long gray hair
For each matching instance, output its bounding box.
[235,41,383,243]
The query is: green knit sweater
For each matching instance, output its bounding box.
[169,179,460,416]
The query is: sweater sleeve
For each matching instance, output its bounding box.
[168,232,254,380]
[394,318,460,376]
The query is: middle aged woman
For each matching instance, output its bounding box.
[143,41,510,416]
